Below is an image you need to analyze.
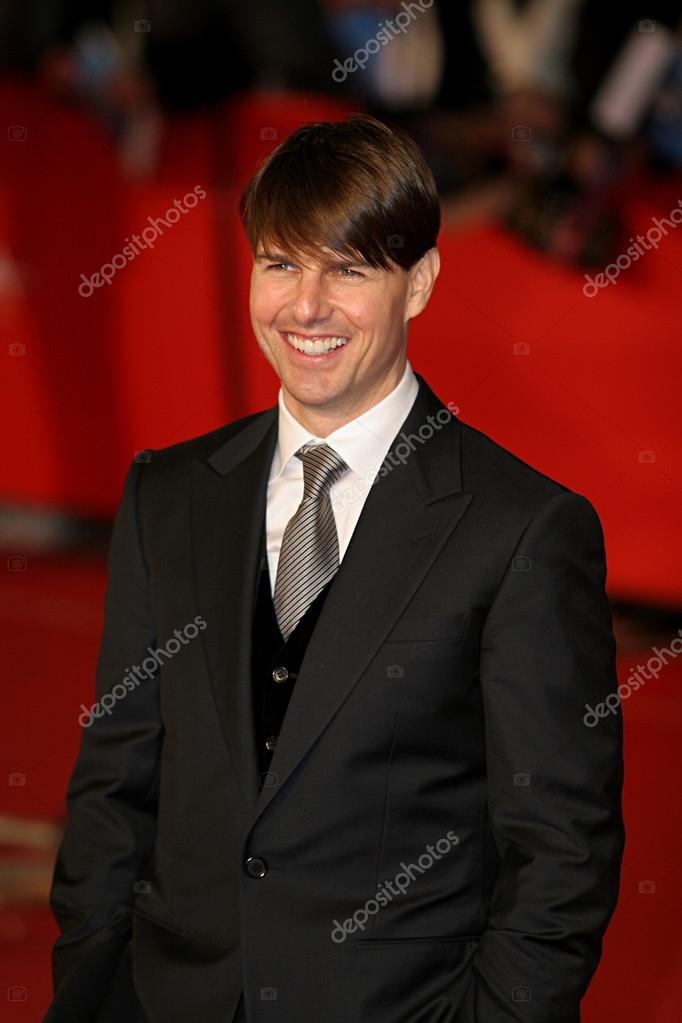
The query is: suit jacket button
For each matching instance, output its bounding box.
[272,666,289,682]
[265,735,277,751]
[244,856,268,878]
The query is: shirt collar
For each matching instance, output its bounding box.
[270,359,419,483]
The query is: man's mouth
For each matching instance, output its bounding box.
[280,331,350,357]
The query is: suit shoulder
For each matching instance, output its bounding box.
[137,407,271,471]
[455,418,604,554]
[458,418,579,507]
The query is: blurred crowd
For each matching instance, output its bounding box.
[1,0,681,264]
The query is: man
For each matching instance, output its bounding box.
[46,114,625,1022]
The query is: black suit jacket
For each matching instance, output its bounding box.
[46,373,625,1022]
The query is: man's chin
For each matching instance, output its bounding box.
[283,380,345,408]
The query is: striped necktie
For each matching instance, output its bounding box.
[273,442,349,642]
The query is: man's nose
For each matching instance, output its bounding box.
[290,272,332,323]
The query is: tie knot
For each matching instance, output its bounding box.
[296,443,349,500]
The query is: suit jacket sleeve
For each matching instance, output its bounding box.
[46,458,160,1021]
[461,491,625,1022]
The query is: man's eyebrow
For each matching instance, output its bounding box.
[255,250,289,263]
[255,250,372,269]
[328,255,371,268]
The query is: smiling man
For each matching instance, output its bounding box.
[249,241,433,434]
[46,115,624,1023]
[244,124,441,438]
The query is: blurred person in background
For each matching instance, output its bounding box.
[0,0,338,177]
[427,0,682,260]
[325,1,681,264]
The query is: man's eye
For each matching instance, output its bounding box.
[336,266,363,278]
[266,262,294,271]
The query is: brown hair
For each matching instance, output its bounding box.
[239,114,440,272]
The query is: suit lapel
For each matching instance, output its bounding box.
[190,375,473,830]
[191,409,277,817]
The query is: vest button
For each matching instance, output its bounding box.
[272,666,289,683]
[244,856,268,878]
[265,735,278,751]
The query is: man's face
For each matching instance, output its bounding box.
[249,242,439,434]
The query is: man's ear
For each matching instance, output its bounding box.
[405,247,441,321]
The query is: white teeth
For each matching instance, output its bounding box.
[285,333,349,355]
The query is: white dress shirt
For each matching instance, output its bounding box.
[266,359,419,595]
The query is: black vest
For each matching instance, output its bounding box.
[251,518,335,784]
